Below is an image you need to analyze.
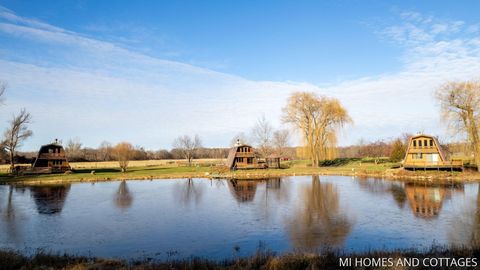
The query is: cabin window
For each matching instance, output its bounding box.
[48,149,53,153]
[424,140,427,147]
[413,141,416,147]
[247,157,253,164]
[413,153,422,159]
[418,140,422,147]
[430,140,433,147]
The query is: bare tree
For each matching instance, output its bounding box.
[3,109,33,173]
[272,129,290,157]
[283,92,351,167]
[98,141,112,161]
[173,135,202,166]
[0,82,6,161]
[436,81,480,170]
[251,115,273,157]
[0,82,5,104]
[65,138,83,161]
[230,132,250,146]
[113,142,134,172]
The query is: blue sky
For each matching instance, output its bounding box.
[1,1,480,151]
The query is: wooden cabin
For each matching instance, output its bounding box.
[31,140,71,173]
[403,134,463,170]
[226,140,264,170]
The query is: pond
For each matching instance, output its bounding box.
[0,176,479,260]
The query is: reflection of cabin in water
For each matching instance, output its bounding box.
[31,140,71,173]
[30,185,71,214]
[226,140,263,170]
[266,178,281,189]
[228,180,258,202]
[405,183,464,219]
[403,134,463,171]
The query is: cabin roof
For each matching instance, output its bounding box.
[39,143,63,149]
[411,134,435,139]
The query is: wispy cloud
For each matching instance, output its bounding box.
[0,7,479,150]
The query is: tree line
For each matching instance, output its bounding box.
[2,79,480,172]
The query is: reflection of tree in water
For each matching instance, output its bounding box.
[356,178,406,209]
[472,185,480,246]
[265,178,290,203]
[30,184,71,215]
[115,181,133,210]
[449,184,480,247]
[390,184,407,209]
[228,180,257,203]
[3,186,18,240]
[288,176,352,251]
[176,178,204,206]
[5,185,15,219]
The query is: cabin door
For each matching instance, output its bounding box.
[431,154,439,164]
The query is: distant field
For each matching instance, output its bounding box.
[0,158,226,173]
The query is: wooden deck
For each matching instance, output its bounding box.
[403,160,464,171]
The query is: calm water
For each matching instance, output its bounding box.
[0,176,479,260]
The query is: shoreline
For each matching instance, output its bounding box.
[1,245,478,270]
[1,167,479,185]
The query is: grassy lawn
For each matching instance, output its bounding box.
[0,163,214,184]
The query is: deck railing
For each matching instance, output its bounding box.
[404,160,463,167]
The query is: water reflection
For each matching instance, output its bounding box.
[228,180,258,203]
[288,176,352,251]
[1,177,479,260]
[264,178,290,203]
[3,186,18,241]
[175,178,204,206]
[449,185,480,247]
[405,183,464,219]
[5,186,15,220]
[114,181,133,210]
[266,178,281,189]
[30,184,71,215]
[473,186,480,247]
[356,178,407,208]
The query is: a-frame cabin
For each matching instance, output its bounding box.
[31,140,71,173]
[403,134,462,170]
[226,140,264,170]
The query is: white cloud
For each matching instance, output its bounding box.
[0,8,480,150]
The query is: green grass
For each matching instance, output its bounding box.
[0,164,213,184]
